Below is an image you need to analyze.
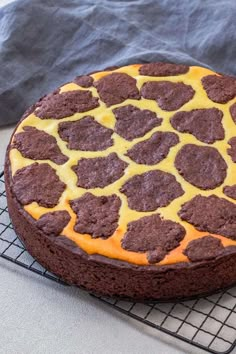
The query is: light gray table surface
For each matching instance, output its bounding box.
[0,126,228,354]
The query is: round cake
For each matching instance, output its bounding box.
[5,62,236,301]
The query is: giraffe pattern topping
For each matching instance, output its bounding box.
[36,210,71,236]
[230,103,236,124]
[36,90,99,119]
[183,235,225,262]
[170,108,225,144]
[126,131,179,165]
[122,214,186,263]
[94,72,140,106]
[58,116,113,151]
[120,170,184,212]
[70,193,121,239]
[141,81,195,111]
[227,137,236,162]
[223,185,236,200]
[9,63,236,266]
[179,195,236,240]
[73,75,94,88]
[113,104,162,141]
[139,62,189,77]
[175,144,227,190]
[72,153,128,189]
[12,126,68,164]
[12,163,66,208]
[201,75,236,104]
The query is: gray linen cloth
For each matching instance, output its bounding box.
[0,0,235,126]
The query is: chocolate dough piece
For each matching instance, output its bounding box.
[12,163,66,207]
[94,72,140,106]
[127,131,179,165]
[113,104,162,141]
[36,210,71,236]
[183,235,224,262]
[170,108,224,144]
[58,116,113,151]
[175,144,227,189]
[223,185,236,200]
[202,75,236,104]
[179,195,236,240]
[12,126,68,165]
[122,214,185,264]
[227,137,236,163]
[74,75,94,88]
[139,62,189,76]
[70,193,121,239]
[36,90,99,119]
[72,153,128,188]
[230,103,236,124]
[141,81,195,111]
[120,170,184,212]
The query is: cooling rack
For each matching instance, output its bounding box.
[1,171,236,354]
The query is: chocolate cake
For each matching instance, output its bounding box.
[5,62,236,301]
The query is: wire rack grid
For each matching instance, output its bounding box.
[1,171,236,354]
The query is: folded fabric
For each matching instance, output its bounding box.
[0,0,235,126]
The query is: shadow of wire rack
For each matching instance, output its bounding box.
[1,171,236,354]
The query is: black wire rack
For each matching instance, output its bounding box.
[1,171,236,354]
